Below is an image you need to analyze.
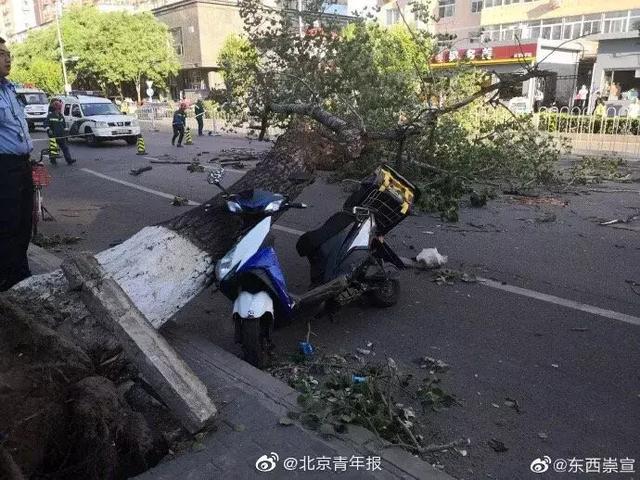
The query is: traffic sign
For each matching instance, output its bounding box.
[146,88,154,98]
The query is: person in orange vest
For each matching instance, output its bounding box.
[47,100,76,165]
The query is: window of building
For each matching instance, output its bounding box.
[438,0,455,18]
[170,27,183,56]
[603,11,627,34]
[471,0,482,13]
[540,18,562,40]
[582,13,602,36]
[386,8,401,25]
[562,16,580,39]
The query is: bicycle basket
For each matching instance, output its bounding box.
[32,164,52,187]
[358,165,417,233]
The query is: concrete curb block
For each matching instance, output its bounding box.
[28,243,63,274]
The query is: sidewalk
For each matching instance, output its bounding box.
[135,326,455,480]
[25,249,454,480]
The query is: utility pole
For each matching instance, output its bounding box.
[54,0,70,94]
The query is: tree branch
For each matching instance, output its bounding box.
[268,69,552,151]
[268,102,364,156]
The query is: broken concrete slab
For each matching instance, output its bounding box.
[61,253,216,433]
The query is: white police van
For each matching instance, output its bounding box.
[15,86,49,131]
[50,94,141,145]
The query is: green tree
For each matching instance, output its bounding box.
[218,34,259,112]
[9,58,67,94]
[9,7,180,101]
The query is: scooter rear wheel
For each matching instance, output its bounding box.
[368,278,400,308]
[241,317,272,368]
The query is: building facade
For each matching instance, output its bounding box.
[480,0,640,46]
[152,0,360,100]
[1,0,37,39]
[152,0,248,99]
[589,31,640,114]
[433,0,483,47]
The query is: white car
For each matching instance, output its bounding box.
[50,94,141,145]
[16,87,49,131]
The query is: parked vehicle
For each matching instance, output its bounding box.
[48,94,141,145]
[209,165,419,367]
[15,87,48,131]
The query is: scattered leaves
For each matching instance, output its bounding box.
[171,196,189,206]
[278,417,294,426]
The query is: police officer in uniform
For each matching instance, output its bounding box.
[0,37,34,291]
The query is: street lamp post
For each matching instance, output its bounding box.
[54,0,70,94]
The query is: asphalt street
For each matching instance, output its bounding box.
[29,127,640,480]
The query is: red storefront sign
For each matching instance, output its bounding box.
[433,43,537,64]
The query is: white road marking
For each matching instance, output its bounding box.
[477,279,640,327]
[272,224,305,236]
[78,168,640,326]
[80,168,200,206]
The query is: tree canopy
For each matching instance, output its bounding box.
[221,0,562,219]
[9,7,180,101]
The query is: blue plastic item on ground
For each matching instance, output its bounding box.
[299,341,315,356]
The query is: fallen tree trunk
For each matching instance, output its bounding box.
[12,123,321,329]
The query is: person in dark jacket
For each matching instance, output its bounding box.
[0,36,33,291]
[195,99,205,136]
[46,100,75,165]
[172,102,187,147]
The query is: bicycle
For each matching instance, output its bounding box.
[31,150,55,237]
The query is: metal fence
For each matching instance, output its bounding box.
[136,103,180,121]
[536,106,640,158]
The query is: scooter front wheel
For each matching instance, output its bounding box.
[240,317,272,368]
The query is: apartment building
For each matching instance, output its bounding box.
[425,0,640,111]
[480,0,640,45]
[0,0,37,39]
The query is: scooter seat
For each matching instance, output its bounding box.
[296,212,354,257]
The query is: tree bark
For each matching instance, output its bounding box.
[13,123,317,329]
[162,123,315,256]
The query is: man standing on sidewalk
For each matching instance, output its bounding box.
[172,102,187,147]
[47,100,76,165]
[195,99,205,136]
[0,36,34,291]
